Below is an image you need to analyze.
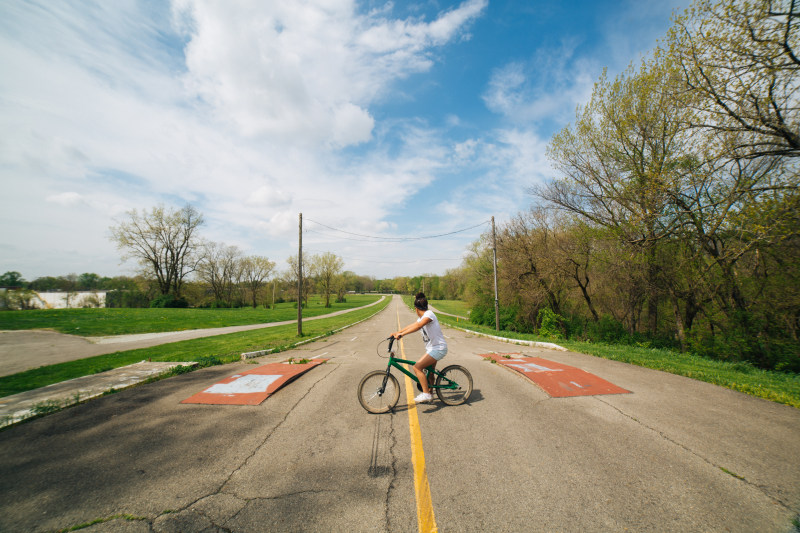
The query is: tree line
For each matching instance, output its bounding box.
[461,0,799,372]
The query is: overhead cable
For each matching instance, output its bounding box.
[305,218,490,242]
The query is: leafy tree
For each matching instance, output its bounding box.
[312,252,344,307]
[0,271,25,288]
[670,0,799,159]
[536,56,695,334]
[76,273,102,290]
[109,204,204,297]
[240,255,276,308]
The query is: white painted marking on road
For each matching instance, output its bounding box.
[350,336,358,341]
[312,353,328,359]
[570,381,584,388]
[507,362,563,373]
[204,374,281,394]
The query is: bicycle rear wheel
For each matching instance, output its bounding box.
[358,370,400,414]
[435,365,473,406]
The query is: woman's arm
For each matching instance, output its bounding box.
[392,317,432,338]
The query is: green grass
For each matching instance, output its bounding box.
[404,297,800,409]
[0,297,391,398]
[0,295,381,336]
[430,299,471,318]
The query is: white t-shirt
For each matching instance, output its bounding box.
[418,310,447,352]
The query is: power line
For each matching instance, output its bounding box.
[304,218,490,242]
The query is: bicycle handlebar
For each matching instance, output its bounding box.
[387,336,395,353]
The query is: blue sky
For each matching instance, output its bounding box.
[0,0,685,280]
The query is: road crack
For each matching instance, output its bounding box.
[594,396,793,511]
[148,364,341,530]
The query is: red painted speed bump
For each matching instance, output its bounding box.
[482,353,630,397]
[181,359,327,405]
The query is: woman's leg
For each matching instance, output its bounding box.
[413,354,438,394]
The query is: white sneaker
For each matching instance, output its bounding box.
[414,392,433,403]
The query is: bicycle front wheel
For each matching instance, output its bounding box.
[358,370,400,414]
[435,365,473,406]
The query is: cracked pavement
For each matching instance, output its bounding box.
[1,296,798,532]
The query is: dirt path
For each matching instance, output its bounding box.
[0,297,385,377]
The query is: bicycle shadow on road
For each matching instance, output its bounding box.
[414,388,485,414]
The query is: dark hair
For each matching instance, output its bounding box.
[414,292,428,311]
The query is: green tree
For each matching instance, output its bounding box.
[0,271,25,288]
[312,252,344,307]
[240,255,276,308]
[536,56,695,334]
[670,0,799,159]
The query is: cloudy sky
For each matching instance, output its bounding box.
[0,0,685,280]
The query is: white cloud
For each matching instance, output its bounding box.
[0,0,488,278]
[174,0,487,147]
[45,192,84,206]
[482,39,598,125]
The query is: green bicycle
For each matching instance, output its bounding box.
[357,337,473,414]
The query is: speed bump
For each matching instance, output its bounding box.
[482,353,630,397]
[182,359,327,405]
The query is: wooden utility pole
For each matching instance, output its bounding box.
[492,216,499,331]
[298,212,303,336]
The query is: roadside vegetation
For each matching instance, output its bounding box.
[413,298,800,409]
[0,296,390,398]
[0,294,381,336]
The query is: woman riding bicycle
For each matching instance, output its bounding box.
[391,292,447,404]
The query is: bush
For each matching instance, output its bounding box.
[149,294,189,308]
[537,308,565,339]
[106,290,150,308]
[587,315,628,343]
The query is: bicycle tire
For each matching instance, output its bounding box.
[358,370,400,414]
[435,365,473,406]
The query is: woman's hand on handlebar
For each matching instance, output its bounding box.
[390,332,402,339]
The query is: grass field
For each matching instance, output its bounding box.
[0,295,381,336]
[405,296,800,409]
[430,299,470,318]
[0,296,391,398]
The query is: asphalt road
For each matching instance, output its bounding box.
[1,296,798,532]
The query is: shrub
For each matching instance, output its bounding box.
[106,290,150,308]
[150,294,189,308]
[537,308,565,339]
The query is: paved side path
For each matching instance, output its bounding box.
[0,296,385,377]
[0,362,195,427]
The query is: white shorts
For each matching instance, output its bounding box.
[428,347,448,361]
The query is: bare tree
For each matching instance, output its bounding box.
[197,242,242,306]
[241,256,276,308]
[110,204,204,297]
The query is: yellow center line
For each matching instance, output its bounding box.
[396,305,438,533]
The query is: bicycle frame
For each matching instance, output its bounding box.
[383,337,459,391]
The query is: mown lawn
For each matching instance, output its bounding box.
[0,295,381,336]
[430,299,470,318]
[0,296,391,398]
[403,296,800,409]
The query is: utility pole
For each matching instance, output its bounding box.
[298,212,303,336]
[492,216,499,331]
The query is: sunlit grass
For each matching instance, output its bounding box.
[0,297,391,398]
[0,295,381,336]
